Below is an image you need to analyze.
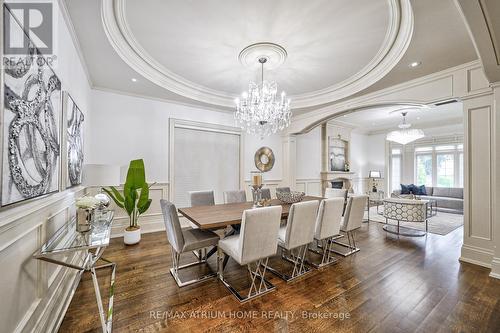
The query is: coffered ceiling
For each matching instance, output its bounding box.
[64,0,477,113]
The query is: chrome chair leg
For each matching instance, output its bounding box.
[264,245,312,282]
[217,251,276,303]
[169,250,217,287]
[306,237,339,268]
[329,231,360,257]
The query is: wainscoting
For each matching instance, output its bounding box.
[0,187,85,333]
[85,183,169,237]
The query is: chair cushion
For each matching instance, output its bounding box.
[429,196,463,210]
[218,234,241,264]
[431,187,463,199]
[181,228,220,252]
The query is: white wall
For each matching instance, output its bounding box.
[88,90,284,184]
[0,1,92,332]
[295,127,321,180]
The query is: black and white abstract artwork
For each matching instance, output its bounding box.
[329,138,346,172]
[65,93,84,187]
[1,12,62,206]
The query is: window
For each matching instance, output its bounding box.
[436,153,454,187]
[458,152,464,187]
[391,154,401,192]
[413,142,464,188]
[416,154,432,186]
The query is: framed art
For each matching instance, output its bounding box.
[64,92,84,188]
[1,5,62,206]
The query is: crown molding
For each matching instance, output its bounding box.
[100,0,414,109]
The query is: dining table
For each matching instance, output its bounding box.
[178,195,324,230]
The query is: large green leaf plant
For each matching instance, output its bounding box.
[103,159,153,230]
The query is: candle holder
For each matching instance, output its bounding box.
[250,171,263,208]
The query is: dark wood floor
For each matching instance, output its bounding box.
[60,222,500,333]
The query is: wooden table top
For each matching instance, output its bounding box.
[178,196,323,229]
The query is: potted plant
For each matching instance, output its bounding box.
[103,159,152,245]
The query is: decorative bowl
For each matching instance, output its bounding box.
[276,191,305,204]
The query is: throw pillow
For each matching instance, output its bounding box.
[413,185,427,195]
[400,184,412,194]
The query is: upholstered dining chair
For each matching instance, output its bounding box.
[223,190,247,234]
[261,188,271,200]
[223,190,246,204]
[188,190,215,206]
[160,200,219,287]
[251,187,271,201]
[217,205,282,302]
[264,200,319,282]
[331,195,368,256]
[187,190,216,258]
[276,187,291,194]
[307,198,345,268]
[324,188,348,200]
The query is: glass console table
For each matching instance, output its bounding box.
[364,191,385,222]
[33,210,115,333]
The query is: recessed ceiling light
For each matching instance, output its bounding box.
[417,117,421,120]
[131,78,137,82]
[409,61,421,68]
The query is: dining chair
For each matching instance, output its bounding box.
[160,200,220,287]
[187,190,216,258]
[324,188,348,200]
[307,198,344,268]
[188,190,215,206]
[251,187,271,201]
[223,190,246,204]
[261,188,271,200]
[217,206,282,302]
[276,187,291,194]
[223,190,247,234]
[331,195,368,256]
[264,200,319,282]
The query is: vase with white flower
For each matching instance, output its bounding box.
[75,196,99,232]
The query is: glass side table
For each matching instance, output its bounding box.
[364,191,385,222]
[33,210,115,333]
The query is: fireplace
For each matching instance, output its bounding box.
[331,181,343,189]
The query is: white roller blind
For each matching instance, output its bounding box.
[173,126,240,208]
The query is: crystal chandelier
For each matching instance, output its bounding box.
[235,57,291,137]
[386,112,425,145]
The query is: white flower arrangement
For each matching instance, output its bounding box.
[75,196,99,209]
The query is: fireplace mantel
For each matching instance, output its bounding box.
[320,171,356,195]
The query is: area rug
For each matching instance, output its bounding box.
[364,206,463,236]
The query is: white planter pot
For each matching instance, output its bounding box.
[124,227,141,245]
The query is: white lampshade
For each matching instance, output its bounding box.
[83,164,121,187]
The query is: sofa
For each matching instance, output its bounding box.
[392,186,463,214]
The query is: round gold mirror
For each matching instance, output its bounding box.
[254,147,275,172]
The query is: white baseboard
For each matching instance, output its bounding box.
[489,257,500,279]
[459,244,493,268]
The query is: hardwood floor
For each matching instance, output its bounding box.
[60,222,500,333]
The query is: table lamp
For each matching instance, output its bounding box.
[369,170,381,192]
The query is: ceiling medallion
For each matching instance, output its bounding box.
[238,42,287,70]
[386,111,424,145]
[235,43,291,137]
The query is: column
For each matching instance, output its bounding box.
[460,93,496,269]
[490,83,500,279]
[281,135,297,189]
